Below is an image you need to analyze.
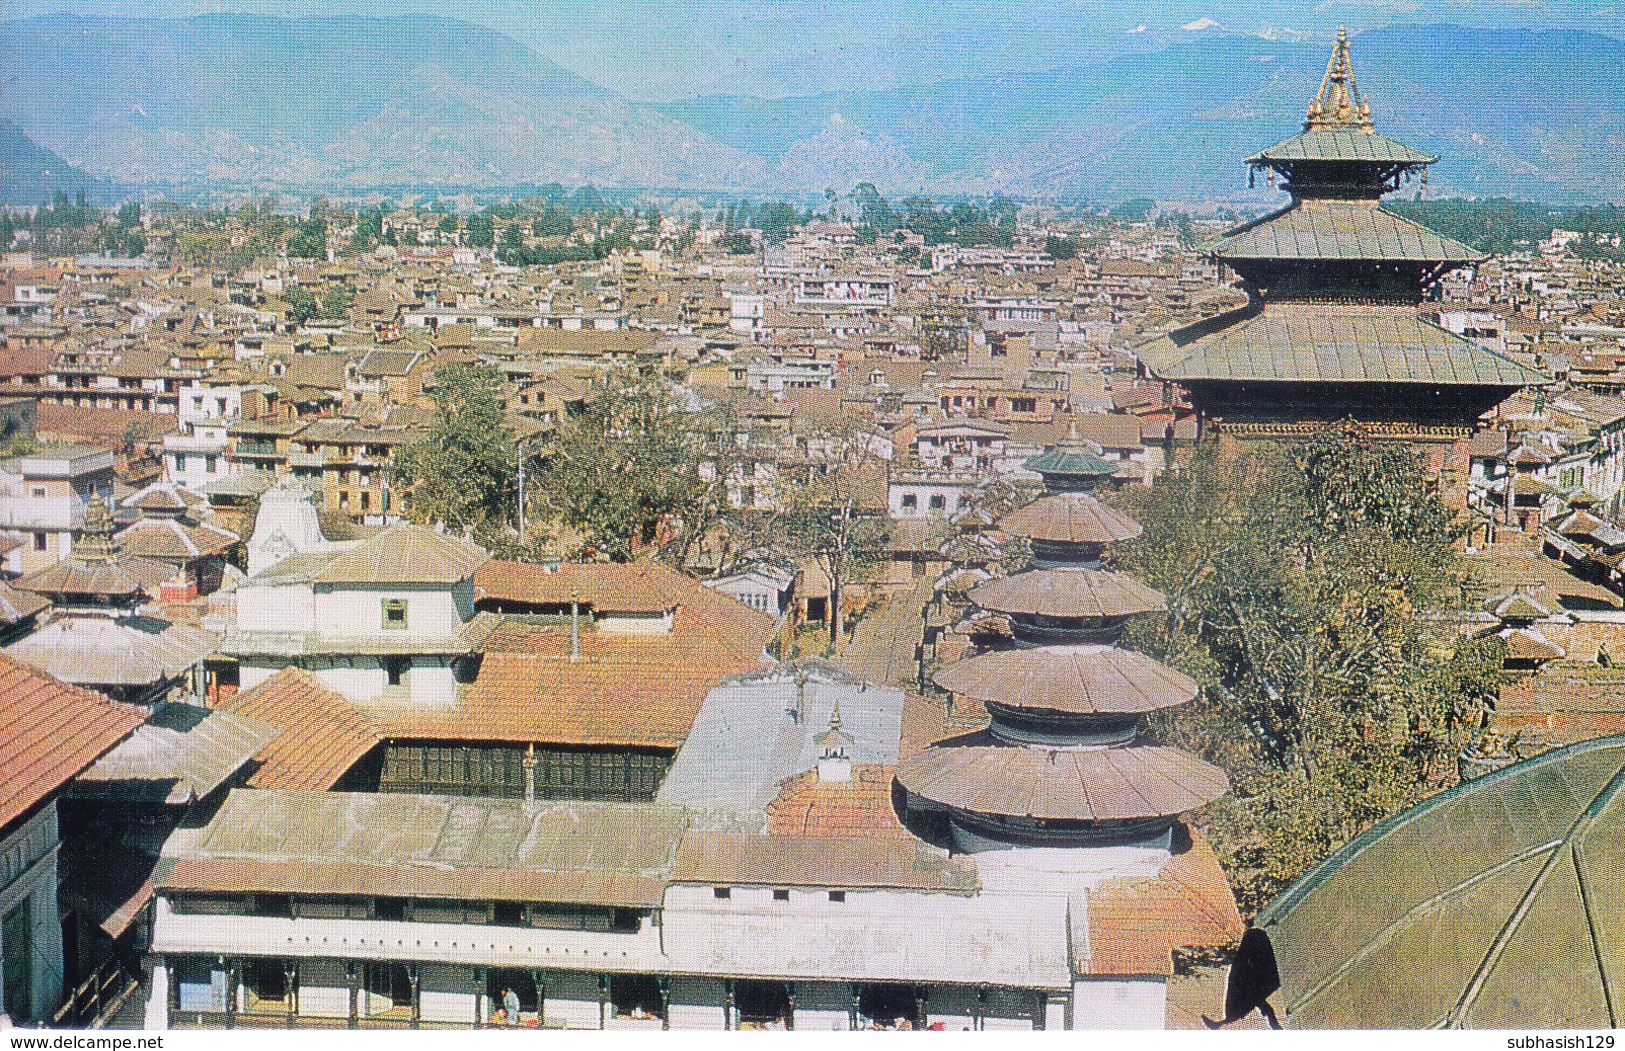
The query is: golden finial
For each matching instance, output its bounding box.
[1305,25,1374,132]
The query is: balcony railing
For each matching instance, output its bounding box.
[51,958,142,1029]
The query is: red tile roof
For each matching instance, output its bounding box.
[764,764,914,840]
[474,558,776,662]
[220,667,383,791]
[387,619,764,748]
[1085,825,1244,976]
[0,653,144,828]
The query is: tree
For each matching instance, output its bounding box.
[287,217,326,259]
[284,287,319,326]
[533,382,738,564]
[772,426,891,644]
[1108,197,1157,224]
[319,284,352,320]
[467,211,495,248]
[756,201,798,244]
[391,363,518,536]
[1114,434,1502,913]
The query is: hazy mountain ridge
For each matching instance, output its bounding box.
[0,119,116,206]
[0,13,770,191]
[661,25,1625,201]
[2,15,1619,201]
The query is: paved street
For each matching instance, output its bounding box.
[840,578,933,687]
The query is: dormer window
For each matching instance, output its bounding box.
[382,599,408,630]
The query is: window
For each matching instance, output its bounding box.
[828,890,846,903]
[374,897,407,921]
[929,494,946,510]
[772,889,790,902]
[361,492,371,512]
[382,657,410,688]
[249,893,292,918]
[493,901,525,926]
[242,959,289,1008]
[293,896,369,920]
[29,486,44,499]
[713,887,731,899]
[900,494,918,510]
[32,532,47,552]
[382,599,407,630]
[611,974,664,1020]
[3,902,32,1023]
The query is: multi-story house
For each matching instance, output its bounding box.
[226,487,496,704]
[0,445,116,575]
[0,654,143,1026]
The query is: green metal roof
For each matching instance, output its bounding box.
[1249,130,1436,166]
[1207,201,1485,264]
[1255,735,1625,1029]
[1138,304,1548,387]
[1024,443,1118,479]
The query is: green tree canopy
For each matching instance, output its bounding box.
[1114,434,1502,913]
[534,382,736,563]
[391,363,518,536]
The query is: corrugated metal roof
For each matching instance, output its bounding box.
[0,582,49,626]
[1139,304,1550,387]
[1249,130,1435,165]
[1256,735,1625,1029]
[73,702,278,804]
[656,662,904,818]
[672,831,977,893]
[969,567,1167,619]
[158,789,689,909]
[6,616,218,687]
[934,645,1198,715]
[998,492,1143,545]
[1208,200,1484,263]
[895,734,1229,822]
[314,524,488,586]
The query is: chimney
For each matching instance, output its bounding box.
[815,702,854,783]
[569,589,581,662]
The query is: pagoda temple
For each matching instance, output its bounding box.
[896,433,1229,856]
[1139,28,1547,441]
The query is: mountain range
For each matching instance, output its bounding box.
[0,119,115,206]
[2,14,1621,202]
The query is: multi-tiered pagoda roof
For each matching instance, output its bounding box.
[1139,27,1547,439]
[896,437,1227,851]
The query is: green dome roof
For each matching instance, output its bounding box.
[1024,423,1117,484]
[1256,734,1625,1029]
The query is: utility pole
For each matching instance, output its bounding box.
[517,441,527,545]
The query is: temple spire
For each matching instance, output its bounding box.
[1305,26,1374,132]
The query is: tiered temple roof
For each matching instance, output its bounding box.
[895,438,1228,848]
[1137,27,1546,436]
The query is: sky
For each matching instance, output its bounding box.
[4,0,1620,101]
